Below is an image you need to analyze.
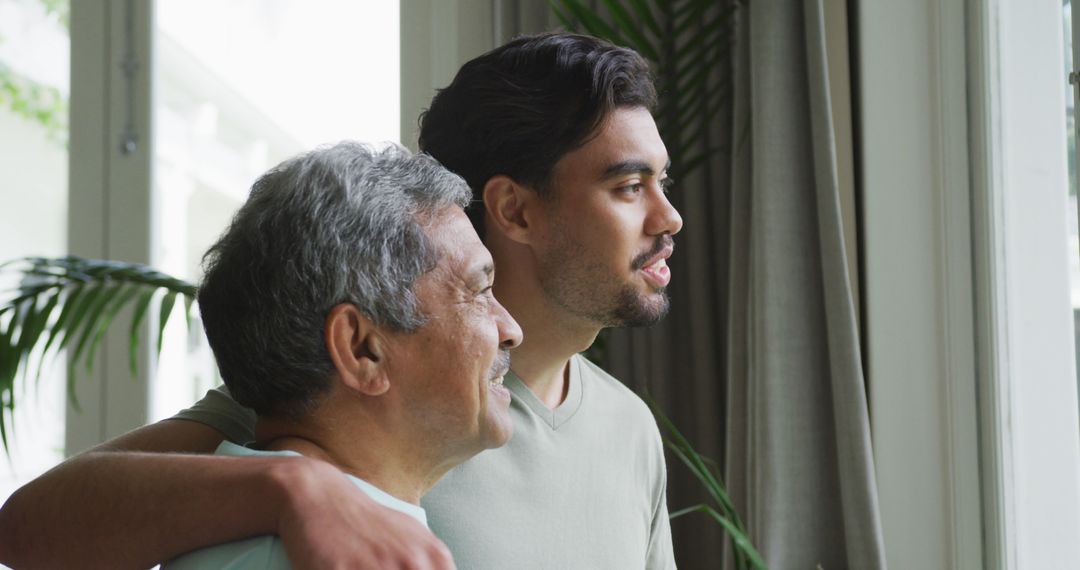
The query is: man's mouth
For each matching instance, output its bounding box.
[487,374,511,404]
[487,350,511,396]
[640,256,671,288]
[635,237,674,288]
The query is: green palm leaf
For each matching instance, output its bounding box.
[600,0,659,60]
[650,399,767,569]
[128,288,157,376]
[156,291,179,356]
[626,0,662,39]
[0,256,197,441]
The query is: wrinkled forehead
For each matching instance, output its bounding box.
[422,207,493,280]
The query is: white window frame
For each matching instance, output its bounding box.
[972,0,1080,567]
[859,0,1080,568]
[66,0,155,453]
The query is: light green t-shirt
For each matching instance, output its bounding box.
[162,442,427,570]
[173,354,676,569]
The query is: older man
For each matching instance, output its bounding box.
[162,142,521,567]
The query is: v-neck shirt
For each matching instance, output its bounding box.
[504,352,584,430]
[420,354,675,569]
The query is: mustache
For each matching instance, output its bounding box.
[489,349,511,379]
[631,236,675,270]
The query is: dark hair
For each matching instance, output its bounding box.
[418,32,656,236]
[198,142,470,419]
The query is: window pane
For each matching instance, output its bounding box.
[150,0,400,420]
[0,0,69,502]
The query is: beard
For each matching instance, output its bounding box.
[604,283,670,327]
[537,234,672,328]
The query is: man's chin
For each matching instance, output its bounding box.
[604,289,670,328]
[483,421,514,449]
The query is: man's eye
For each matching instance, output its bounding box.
[660,178,675,194]
[479,285,494,297]
[617,183,644,194]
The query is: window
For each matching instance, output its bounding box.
[0,0,69,503]
[1,1,401,489]
[149,0,400,421]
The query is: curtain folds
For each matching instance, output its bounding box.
[726,0,886,567]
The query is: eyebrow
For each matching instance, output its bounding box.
[600,159,673,180]
[464,262,494,289]
[472,262,494,280]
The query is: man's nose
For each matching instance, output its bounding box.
[495,300,523,349]
[646,188,683,236]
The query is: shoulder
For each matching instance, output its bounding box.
[575,355,660,437]
[574,356,667,485]
[170,386,257,444]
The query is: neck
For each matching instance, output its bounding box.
[489,237,600,409]
[255,397,450,505]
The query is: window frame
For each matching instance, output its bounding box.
[858,0,1080,567]
[66,0,155,452]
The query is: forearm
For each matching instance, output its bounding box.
[0,450,310,570]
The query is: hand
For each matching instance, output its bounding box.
[274,458,456,570]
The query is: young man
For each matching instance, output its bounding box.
[415,33,682,569]
[163,142,522,568]
[0,33,681,569]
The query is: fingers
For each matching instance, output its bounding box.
[276,458,457,570]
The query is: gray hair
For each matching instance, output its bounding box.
[197,142,471,418]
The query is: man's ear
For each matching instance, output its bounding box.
[483,175,538,245]
[325,304,390,396]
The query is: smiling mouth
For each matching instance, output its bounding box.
[636,237,674,288]
[633,236,674,269]
[640,257,671,288]
[487,350,511,387]
[643,257,668,272]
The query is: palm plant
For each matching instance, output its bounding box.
[652,400,766,570]
[0,256,195,448]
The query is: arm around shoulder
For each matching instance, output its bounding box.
[0,418,239,569]
[0,418,456,570]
